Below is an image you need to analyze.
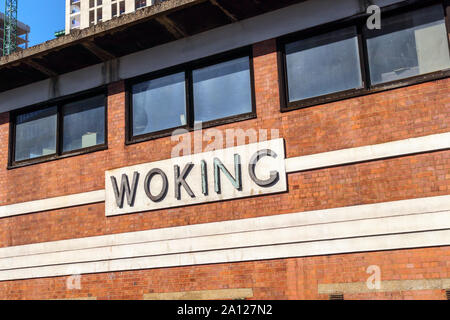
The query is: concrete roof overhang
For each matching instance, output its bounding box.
[0,0,305,93]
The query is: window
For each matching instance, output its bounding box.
[193,56,253,123]
[365,4,450,85]
[280,1,450,110]
[284,26,363,102]
[71,3,81,14]
[11,93,107,166]
[119,1,125,14]
[97,8,103,22]
[62,95,106,153]
[112,3,117,17]
[89,10,95,26]
[14,107,57,162]
[128,50,255,142]
[135,0,147,9]
[71,17,80,29]
[132,72,187,136]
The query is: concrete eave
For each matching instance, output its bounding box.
[0,0,205,67]
[0,0,306,93]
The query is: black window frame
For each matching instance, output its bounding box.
[278,0,450,112]
[8,87,108,169]
[125,47,257,145]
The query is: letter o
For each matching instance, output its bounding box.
[144,168,168,202]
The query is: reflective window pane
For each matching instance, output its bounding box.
[62,95,105,152]
[285,26,363,102]
[366,4,450,85]
[193,56,253,123]
[15,106,57,162]
[132,72,186,136]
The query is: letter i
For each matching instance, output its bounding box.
[201,160,208,196]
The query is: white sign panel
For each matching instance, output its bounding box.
[105,139,287,216]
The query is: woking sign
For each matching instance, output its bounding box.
[105,139,287,216]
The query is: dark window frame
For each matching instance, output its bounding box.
[8,87,108,169]
[278,0,450,112]
[125,46,257,145]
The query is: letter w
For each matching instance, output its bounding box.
[110,172,140,208]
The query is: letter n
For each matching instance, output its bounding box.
[214,154,242,194]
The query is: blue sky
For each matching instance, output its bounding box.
[1,0,66,47]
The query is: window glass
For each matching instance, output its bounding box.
[89,10,95,26]
[132,72,187,136]
[285,26,363,102]
[193,56,252,123]
[112,3,117,17]
[15,106,57,162]
[366,4,450,85]
[135,0,146,9]
[62,95,105,152]
[97,8,102,22]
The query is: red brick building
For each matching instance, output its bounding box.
[0,0,449,300]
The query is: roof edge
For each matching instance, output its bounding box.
[0,0,206,67]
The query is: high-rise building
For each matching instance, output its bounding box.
[65,0,155,34]
[0,11,30,56]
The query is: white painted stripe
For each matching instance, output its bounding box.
[0,132,448,218]
[0,190,105,219]
[285,132,450,173]
[0,210,448,271]
[1,194,448,259]
[0,195,448,281]
[0,230,448,281]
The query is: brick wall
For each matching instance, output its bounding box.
[0,247,448,300]
[0,39,448,299]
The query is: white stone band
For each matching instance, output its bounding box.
[0,195,448,281]
[285,132,450,173]
[0,190,105,219]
